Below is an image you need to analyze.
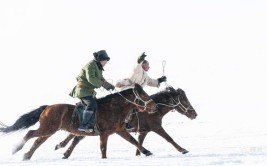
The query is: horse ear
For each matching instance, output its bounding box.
[134,83,143,92]
[176,88,184,94]
[166,86,175,92]
[134,83,141,88]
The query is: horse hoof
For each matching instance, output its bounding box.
[63,153,70,159]
[12,144,23,155]
[62,156,68,159]
[23,153,31,160]
[182,149,189,154]
[145,151,153,156]
[12,149,18,155]
[55,144,63,150]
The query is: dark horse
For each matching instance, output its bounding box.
[54,86,197,159]
[0,84,157,160]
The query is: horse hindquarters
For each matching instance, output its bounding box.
[18,107,64,160]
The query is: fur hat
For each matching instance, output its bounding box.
[93,50,110,61]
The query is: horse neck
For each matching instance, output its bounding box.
[157,104,173,117]
[103,92,138,119]
[155,96,175,117]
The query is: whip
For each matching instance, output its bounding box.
[162,60,169,87]
[162,60,166,76]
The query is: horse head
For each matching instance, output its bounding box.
[172,88,197,119]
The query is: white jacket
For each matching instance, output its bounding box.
[115,63,159,90]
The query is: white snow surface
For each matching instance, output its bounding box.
[1,110,266,166]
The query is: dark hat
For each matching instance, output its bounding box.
[93,50,110,61]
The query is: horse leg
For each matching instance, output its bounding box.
[116,130,152,156]
[153,127,189,154]
[55,134,75,150]
[12,130,37,155]
[13,119,59,160]
[99,133,109,159]
[23,136,50,160]
[135,132,148,156]
[62,136,85,159]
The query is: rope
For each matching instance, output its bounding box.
[117,88,153,110]
[0,121,8,127]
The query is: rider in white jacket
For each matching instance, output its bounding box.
[115,52,167,131]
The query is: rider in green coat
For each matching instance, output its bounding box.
[69,50,115,132]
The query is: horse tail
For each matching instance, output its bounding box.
[0,105,48,134]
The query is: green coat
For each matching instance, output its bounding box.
[69,60,105,98]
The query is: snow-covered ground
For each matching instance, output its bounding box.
[1,110,266,166]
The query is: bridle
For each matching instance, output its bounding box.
[172,95,194,113]
[117,87,154,111]
[156,93,194,114]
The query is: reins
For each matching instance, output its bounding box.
[0,121,8,128]
[104,79,154,111]
[117,88,154,111]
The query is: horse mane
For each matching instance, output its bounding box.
[150,86,178,103]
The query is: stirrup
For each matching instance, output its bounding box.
[78,127,94,133]
[125,123,135,130]
[78,127,86,132]
[87,126,95,133]
[88,128,94,133]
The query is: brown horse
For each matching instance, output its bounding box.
[54,86,197,158]
[0,84,156,160]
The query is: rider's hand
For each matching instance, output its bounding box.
[137,52,147,64]
[157,76,167,84]
[102,81,115,91]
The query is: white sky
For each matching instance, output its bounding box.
[0,0,267,123]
